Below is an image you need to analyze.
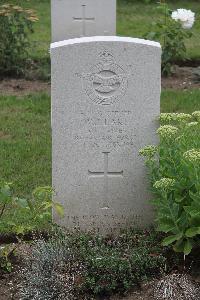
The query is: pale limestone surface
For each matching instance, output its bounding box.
[51,0,116,42]
[51,36,161,234]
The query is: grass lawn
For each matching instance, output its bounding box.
[5,0,200,62]
[0,89,200,232]
[1,89,200,232]
[0,94,51,197]
[0,89,200,195]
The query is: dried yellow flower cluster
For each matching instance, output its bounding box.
[0,3,38,22]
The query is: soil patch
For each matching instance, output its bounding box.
[162,66,200,90]
[103,284,153,300]
[0,131,11,140]
[2,273,199,300]
[0,67,199,97]
[0,269,154,300]
[0,79,50,96]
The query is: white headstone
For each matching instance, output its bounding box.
[51,36,161,234]
[51,0,116,42]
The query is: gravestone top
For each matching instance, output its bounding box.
[51,36,161,49]
[51,0,116,42]
[51,36,161,234]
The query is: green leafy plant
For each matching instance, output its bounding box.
[0,4,38,76]
[140,112,200,255]
[0,244,16,273]
[0,182,64,272]
[67,230,166,295]
[83,245,165,294]
[0,182,64,235]
[146,1,194,76]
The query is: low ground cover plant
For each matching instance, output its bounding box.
[140,111,200,255]
[20,236,77,300]
[0,3,38,76]
[19,229,166,299]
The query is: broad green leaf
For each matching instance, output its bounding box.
[54,203,64,217]
[38,212,51,219]
[158,218,176,233]
[158,224,175,233]
[0,184,12,204]
[184,239,193,255]
[177,212,189,230]
[175,195,186,203]
[159,207,174,216]
[15,197,29,208]
[190,216,200,227]
[184,206,199,217]
[189,191,200,203]
[43,202,53,210]
[173,239,185,253]
[162,233,183,246]
[185,227,200,238]
[1,184,11,197]
[33,186,53,201]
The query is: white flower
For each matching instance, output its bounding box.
[171,9,195,29]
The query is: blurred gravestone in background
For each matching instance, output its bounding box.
[51,0,116,42]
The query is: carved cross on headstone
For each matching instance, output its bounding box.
[88,152,123,209]
[73,4,95,36]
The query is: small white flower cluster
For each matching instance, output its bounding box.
[160,113,192,124]
[139,145,157,158]
[175,113,192,123]
[153,178,175,191]
[186,122,199,128]
[192,111,200,121]
[171,9,195,29]
[183,149,200,164]
[157,125,178,139]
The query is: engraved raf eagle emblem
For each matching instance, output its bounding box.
[77,51,128,106]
